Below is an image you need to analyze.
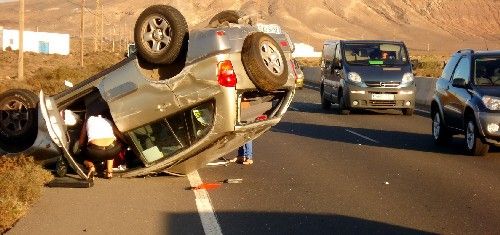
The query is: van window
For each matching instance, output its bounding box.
[334,44,342,61]
[343,43,409,66]
[322,44,335,67]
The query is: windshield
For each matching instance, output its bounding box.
[343,43,409,66]
[474,57,500,86]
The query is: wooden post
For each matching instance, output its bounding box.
[94,0,99,52]
[18,0,24,80]
[80,0,85,67]
[112,25,115,52]
[100,1,104,51]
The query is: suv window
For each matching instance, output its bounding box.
[441,55,461,81]
[452,57,471,83]
[127,101,215,165]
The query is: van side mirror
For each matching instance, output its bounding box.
[452,78,467,88]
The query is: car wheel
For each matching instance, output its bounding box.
[320,88,331,110]
[338,95,350,115]
[55,157,68,177]
[241,32,288,92]
[134,5,188,65]
[402,108,414,116]
[0,89,38,152]
[465,118,489,156]
[208,10,242,26]
[432,111,451,145]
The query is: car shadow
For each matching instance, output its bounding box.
[166,211,435,234]
[271,121,475,156]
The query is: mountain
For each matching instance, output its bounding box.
[0,0,499,53]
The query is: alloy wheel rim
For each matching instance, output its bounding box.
[0,99,30,135]
[433,113,440,140]
[259,41,284,75]
[142,15,172,53]
[466,121,475,150]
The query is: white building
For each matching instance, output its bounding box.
[0,28,70,55]
[292,43,321,58]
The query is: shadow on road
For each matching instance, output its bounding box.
[272,121,480,156]
[166,212,435,234]
[291,101,431,119]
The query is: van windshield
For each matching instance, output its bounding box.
[343,43,409,66]
[474,57,500,86]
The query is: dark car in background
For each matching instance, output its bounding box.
[320,40,415,115]
[431,49,500,156]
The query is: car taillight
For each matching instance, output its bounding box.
[217,60,237,87]
[280,41,288,47]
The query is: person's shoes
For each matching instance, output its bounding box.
[105,170,113,179]
[229,156,245,164]
[242,158,253,165]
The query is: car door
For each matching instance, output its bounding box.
[98,61,180,132]
[445,56,472,130]
[39,91,89,180]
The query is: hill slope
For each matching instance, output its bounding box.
[0,0,499,52]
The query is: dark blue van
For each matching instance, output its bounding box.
[320,40,416,115]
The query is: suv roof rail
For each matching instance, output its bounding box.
[457,49,474,54]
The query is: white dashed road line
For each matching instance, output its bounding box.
[187,171,223,235]
[304,84,319,90]
[346,129,379,143]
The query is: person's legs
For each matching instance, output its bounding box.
[106,159,114,178]
[242,141,253,165]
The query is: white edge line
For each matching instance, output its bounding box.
[415,108,431,114]
[304,84,319,89]
[289,107,299,111]
[346,129,379,143]
[187,171,223,235]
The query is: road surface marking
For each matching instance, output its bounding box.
[187,171,223,235]
[346,129,379,143]
[415,108,431,114]
[289,106,299,111]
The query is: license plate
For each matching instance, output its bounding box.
[371,94,395,100]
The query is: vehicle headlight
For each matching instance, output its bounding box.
[348,72,362,83]
[482,95,500,110]
[402,73,414,84]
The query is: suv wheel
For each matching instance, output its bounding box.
[0,89,38,152]
[134,5,188,65]
[432,112,451,145]
[241,32,288,92]
[338,95,350,115]
[465,118,489,156]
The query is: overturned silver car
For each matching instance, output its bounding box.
[0,5,296,180]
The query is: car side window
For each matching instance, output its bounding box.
[451,57,471,83]
[441,55,461,81]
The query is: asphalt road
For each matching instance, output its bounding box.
[9,86,500,234]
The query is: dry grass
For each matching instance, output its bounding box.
[0,155,54,233]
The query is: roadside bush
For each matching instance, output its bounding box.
[0,155,53,233]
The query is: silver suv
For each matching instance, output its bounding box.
[0,6,296,180]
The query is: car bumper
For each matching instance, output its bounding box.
[345,83,416,109]
[477,112,500,146]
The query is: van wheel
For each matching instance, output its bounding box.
[0,89,38,152]
[320,88,331,110]
[338,95,350,115]
[465,118,489,156]
[134,5,188,65]
[402,108,414,116]
[432,111,451,145]
[208,10,242,26]
[241,32,288,92]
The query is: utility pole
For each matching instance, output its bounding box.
[18,0,24,80]
[94,0,99,52]
[80,0,85,67]
[100,1,104,51]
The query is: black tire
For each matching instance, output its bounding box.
[241,32,288,92]
[134,5,188,65]
[55,157,68,177]
[465,117,489,156]
[432,111,451,145]
[320,86,331,110]
[0,89,38,152]
[338,95,350,115]
[208,10,242,26]
[402,108,414,116]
